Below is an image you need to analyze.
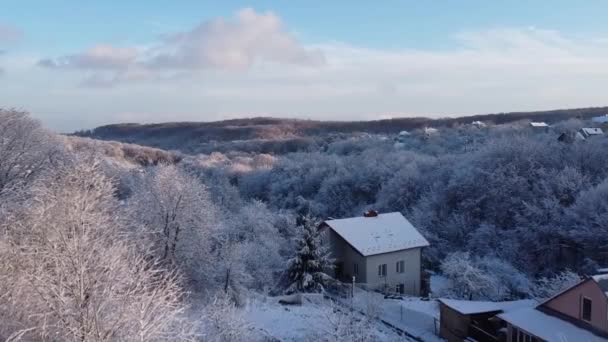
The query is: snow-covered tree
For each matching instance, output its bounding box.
[440,252,499,300]
[129,164,220,288]
[286,215,333,293]
[0,160,195,341]
[532,270,581,300]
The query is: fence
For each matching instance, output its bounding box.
[324,279,442,342]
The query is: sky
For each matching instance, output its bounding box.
[2,1,608,132]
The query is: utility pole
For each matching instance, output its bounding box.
[351,276,355,310]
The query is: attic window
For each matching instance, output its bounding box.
[582,297,592,321]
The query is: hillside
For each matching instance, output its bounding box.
[73,106,608,154]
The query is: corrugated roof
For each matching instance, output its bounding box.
[323,212,429,256]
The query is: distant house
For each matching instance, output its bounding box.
[471,121,487,128]
[320,211,429,296]
[580,127,604,138]
[498,275,608,341]
[424,127,439,136]
[438,299,535,342]
[592,115,608,124]
[529,122,549,132]
[558,131,586,144]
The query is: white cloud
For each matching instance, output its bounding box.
[148,8,325,69]
[39,8,325,86]
[39,44,138,70]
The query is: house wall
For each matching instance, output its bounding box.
[365,247,422,296]
[542,279,608,333]
[324,228,367,282]
[439,304,470,342]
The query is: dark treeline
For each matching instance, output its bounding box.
[73,106,608,155]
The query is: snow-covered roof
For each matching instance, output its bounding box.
[498,308,605,342]
[471,121,486,127]
[398,130,411,136]
[424,127,438,134]
[592,115,608,123]
[438,299,536,315]
[530,122,549,127]
[323,212,430,256]
[581,127,604,135]
[592,274,608,297]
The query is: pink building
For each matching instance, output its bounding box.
[499,274,608,341]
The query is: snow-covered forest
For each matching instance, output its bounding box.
[1,108,607,340]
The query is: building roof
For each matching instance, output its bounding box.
[592,115,608,123]
[530,122,549,127]
[498,308,605,342]
[323,212,429,256]
[438,299,536,315]
[581,127,604,135]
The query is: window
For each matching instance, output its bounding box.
[396,260,405,273]
[512,328,537,342]
[511,327,518,342]
[582,297,592,321]
[378,264,387,277]
[353,263,359,276]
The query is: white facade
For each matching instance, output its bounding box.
[321,212,428,296]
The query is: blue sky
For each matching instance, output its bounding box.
[2,1,608,131]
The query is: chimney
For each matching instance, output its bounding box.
[364,210,378,217]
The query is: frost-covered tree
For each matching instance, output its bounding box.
[532,270,581,300]
[286,216,333,293]
[440,252,499,300]
[0,160,195,341]
[129,164,220,287]
[0,109,65,208]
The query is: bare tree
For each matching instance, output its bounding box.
[0,160,196,341]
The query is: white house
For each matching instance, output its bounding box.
[580,127,604,138]
[320,211,429,296]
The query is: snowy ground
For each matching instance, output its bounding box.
[244,294,414,341]
[339,288,443,342]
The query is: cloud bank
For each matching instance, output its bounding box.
[4,9,608,130]
[39,8,325,86]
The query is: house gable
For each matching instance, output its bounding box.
[541,278,608,334]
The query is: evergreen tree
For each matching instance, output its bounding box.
[286,215,333,293]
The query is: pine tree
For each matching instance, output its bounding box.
[286,215,333,293]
